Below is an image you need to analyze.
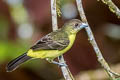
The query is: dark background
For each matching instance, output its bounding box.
[0,0,120,80]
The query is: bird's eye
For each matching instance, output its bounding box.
[75,23,79,27]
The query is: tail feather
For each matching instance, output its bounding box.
[6,53,32,72]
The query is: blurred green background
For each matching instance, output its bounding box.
[0,0,120,80]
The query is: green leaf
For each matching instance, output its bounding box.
[113,78,120,80]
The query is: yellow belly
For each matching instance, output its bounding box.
[27,34,76,59]
[27,49,60,59]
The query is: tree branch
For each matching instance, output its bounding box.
[51,0,58,31]
[50,0,74,80]
[100,0,120,18]
[76,0,120,79]
[76,64,120,80]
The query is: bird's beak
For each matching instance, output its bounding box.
[80,23,88,29]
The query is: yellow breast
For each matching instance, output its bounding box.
[59,34,76,54]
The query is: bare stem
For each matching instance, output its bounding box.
[100,0,120,18]
[51,0,58,31]
[76,0,120,79]
[51,0,74,80]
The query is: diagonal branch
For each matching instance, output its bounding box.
[76,0,120,79]
[51,0,74,80]
[100,0,120,18]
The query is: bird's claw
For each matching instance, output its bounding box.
[58,62,67,67]
[51,60,67,67]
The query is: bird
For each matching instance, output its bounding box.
[6,19,88,72]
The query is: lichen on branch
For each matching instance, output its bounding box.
[100,0,120,18]
[56,0,62,17]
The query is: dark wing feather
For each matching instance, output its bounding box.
[30,31,69,51]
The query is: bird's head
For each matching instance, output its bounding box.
[62,19,88,34]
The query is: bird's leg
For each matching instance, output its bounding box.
[46,58,67,67]
[51,60,67,67]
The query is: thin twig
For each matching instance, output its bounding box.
[100,0,120,18]
[58,56,75,80]
[51,0,74,80]
[76,0,120,79]
[51,0,58,31]
[76,63,120,80]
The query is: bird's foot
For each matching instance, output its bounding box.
[51,61,67,67]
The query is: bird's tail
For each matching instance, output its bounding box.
[6,53,32,72]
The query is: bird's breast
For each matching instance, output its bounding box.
[59,34,76,54]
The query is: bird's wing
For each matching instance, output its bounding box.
[30,31,69,51]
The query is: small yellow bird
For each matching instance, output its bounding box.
[6,19,87,72]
